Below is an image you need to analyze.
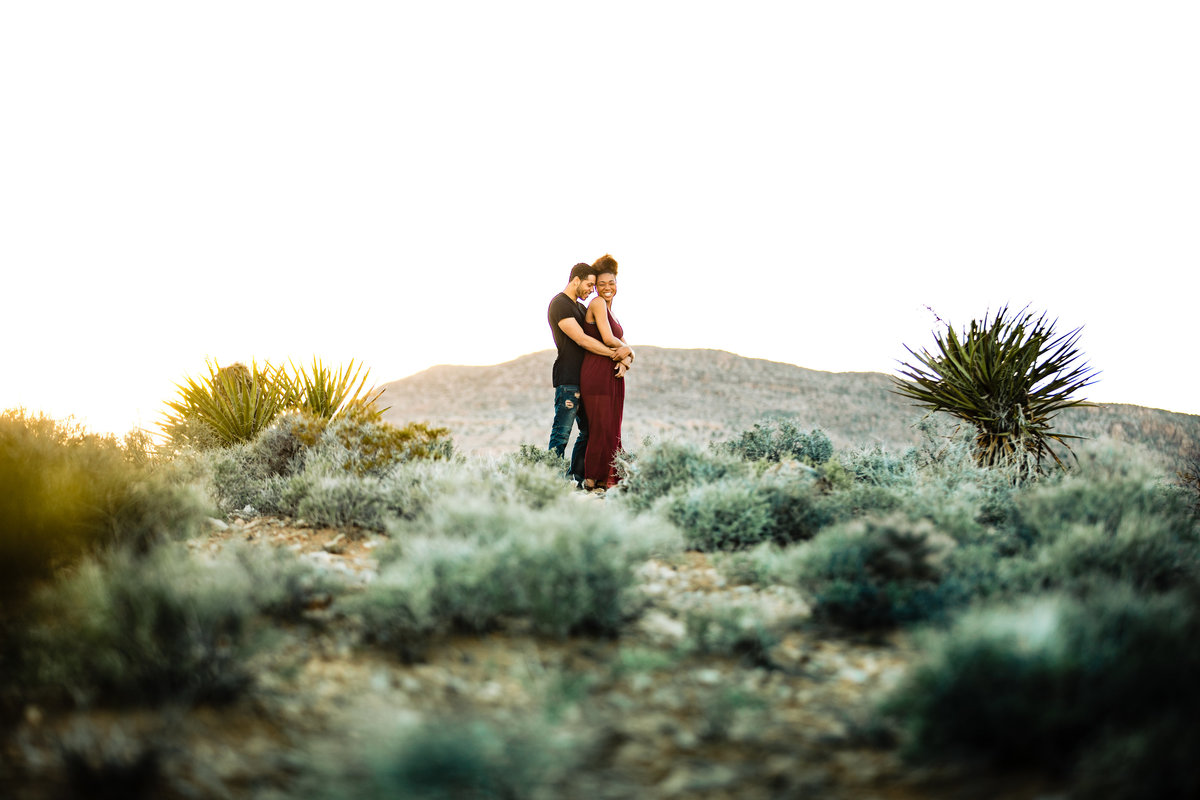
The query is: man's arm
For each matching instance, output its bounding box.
[557,317,619,358]
[588,297,634,362]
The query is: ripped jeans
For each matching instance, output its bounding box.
[549,384,588,483]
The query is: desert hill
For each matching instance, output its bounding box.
[378,347,1200,467]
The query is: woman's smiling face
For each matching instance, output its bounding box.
[596,273,617,302]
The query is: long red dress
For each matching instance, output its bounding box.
[580,308,625,488]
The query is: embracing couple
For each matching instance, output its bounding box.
[547,255,634,493]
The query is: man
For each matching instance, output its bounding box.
[548,262,632,484]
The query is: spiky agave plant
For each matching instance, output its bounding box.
[893,306,1098,473]
[283,357,387,421]
[160,359,287,449]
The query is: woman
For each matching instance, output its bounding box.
[580,254,633,491]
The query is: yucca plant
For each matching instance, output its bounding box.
[283,357,387,421]
[893,306,1097,473]
[160,360,287,449]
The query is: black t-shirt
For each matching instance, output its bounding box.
[548,292,588,387]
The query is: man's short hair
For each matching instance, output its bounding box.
[569,262,596,282]
[592,254,618,276]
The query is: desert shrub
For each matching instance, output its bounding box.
[883,587,1200,793]
[206,441,271,512]
[1177,447,1200,517]
[661,478,773,551]
[894,305,1098,473]
[1008,450,1194,545]
[340,718,575,800]
[228,543,350,621]
[999,450,1200,593]
[615,440,744,511]
[507,443,571,473]
[296,475,390,529]
[0,410,210,608]
[249,409,328,476]
[840,444,918,487]
[346,498,681,656]
[159,359,287,451]
[10,545,265,706]
[716,419,833,465]
[282,357,386,421]
[795,514,964,629]
[306,416,454,478]
[491,459,577,509]
[683,604,779,667]
[756,475,836,544]
[53,719,169,800]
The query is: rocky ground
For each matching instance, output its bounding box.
[6,513,1068,799]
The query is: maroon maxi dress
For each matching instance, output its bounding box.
[580,308,625,487]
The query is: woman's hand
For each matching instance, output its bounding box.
[615,362,628,379]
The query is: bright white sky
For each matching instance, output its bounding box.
[3,2,1198,436]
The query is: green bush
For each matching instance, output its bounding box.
[614,440,744,511]
[158,357,393,454]
[0,410,210,609]
[345,718,575,800]
[10,545,265,706]
[282,357,386,421]
[1000,450,1200,594]
[794,514,964,628]
[297,475,390,529]
[894,305,1098,473]
[883,587,1200,794]
[159,359,287,451]
[661,478,773,551]
[346,498,681,656]
[308,417,454,478]
[683,604,779,667]
[756,476,836,544]
[715,419,833,465]
[507,444,571,474]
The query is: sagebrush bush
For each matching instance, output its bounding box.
[311,417,454,477]
[507,443,571,473]
[345,718,575,800]
[346,497,681,656]
[883,587,1200,795]
[0,410,210,608]
[614,440,744,511]
[10,545,265,706]
[297,475,391,529]
[794,514,964,628]
[683,603,780,666]
[661,478,773,551]
[716,419,833,465]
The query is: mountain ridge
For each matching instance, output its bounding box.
[378,347,1199,467]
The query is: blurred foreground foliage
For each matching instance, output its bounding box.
[3,400,1199,798]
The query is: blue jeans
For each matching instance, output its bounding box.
[549,384,588,483]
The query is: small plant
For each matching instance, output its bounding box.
[1178,448,1200,516]
[615,439,744,511]
[662,478,773,551]
[12,545,264,706]
[894,305,1098,473]
[508,443,571,473]
[160,359,287,450]
[683,604,780,667]
[883,587,1200,794]
[1,410,210,609]
[348,718,576,800]
[797,514,962,629]
[283,357,387,421]
[716,419,833,465]
[346,497,681,655]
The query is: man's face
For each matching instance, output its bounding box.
[574,275,597,301]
